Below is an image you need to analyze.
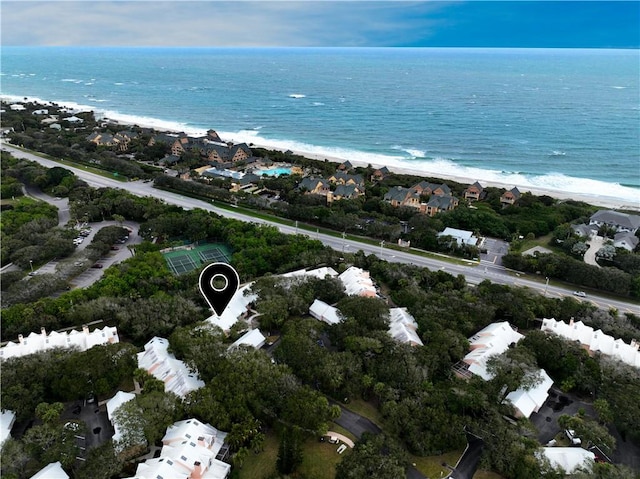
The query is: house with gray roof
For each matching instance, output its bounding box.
[589,210,640,234]
[331,184,364,201]
[383,186,423,210]
[370,166,390,182]
[299,178,331,196]
[571,223,598,238]
[500,187,521,205]
[328,171,364,187]
[426,195,459,216]
[464,181,485,202]
[613,231,639,251]
[411,181,451,197]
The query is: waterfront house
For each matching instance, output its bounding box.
[464,181,485,201]
[370,166,390,182]
[500,187,521,206]
[589,210,640,234]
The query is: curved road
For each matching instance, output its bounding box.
[3,144,638,315]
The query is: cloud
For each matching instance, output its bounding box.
[1,1,451,47]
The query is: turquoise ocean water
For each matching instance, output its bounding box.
[1,47,638,203]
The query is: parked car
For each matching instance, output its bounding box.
[110,246,119,250]
[565,429,581,445]
[91,263,103,269]
[573,291,587,298]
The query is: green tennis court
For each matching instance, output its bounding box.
[162,242,232,275]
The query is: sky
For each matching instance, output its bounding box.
[1,1,639,48]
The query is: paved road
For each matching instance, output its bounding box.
[3,144,639,315]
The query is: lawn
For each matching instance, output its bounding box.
[410,451,505,479]
[342,398,384,428]
[237,430,348,479]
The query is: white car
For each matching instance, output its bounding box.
[573,291,586,298]
[565,429,582,445]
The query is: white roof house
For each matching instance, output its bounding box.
[339,266,377,297]
[437,227,479,246]
[541,318,640,369]
[505,370,554,418]
[228,329,266,351]
[30,462,69,479]
[0,410,16,447]
[128,418,230,479]
[137,337,204,398]
[106,391,137,447]
[309,299,342,325]
[0,326,120,360]
[206,283,256,332]
[282,266,339,280]
[460,322,553,418]
[462,322,524,380]
[388,308,423,346]
[538,447,595,474]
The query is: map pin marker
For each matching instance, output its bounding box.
[198,262,239,317]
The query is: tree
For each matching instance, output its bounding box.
[486,345,542,402]
[35,402,64,425]
[335,433,408,479]
[276,427,303,475]
[74,442,124,479]
[0,438,30,479]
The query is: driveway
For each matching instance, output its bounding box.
[584,236,604,267]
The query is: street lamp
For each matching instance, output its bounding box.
[544,276,549,297]
[29,260,33,272]
[379,240,385,255]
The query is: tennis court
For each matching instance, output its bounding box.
[198,246,231,263]
[162,242,233,275]
[165,253,198,275]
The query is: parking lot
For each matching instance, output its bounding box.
[479,237,510,265]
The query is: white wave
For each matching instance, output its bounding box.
[391,145,426,158]
[312,102,324,106]
[61,78,80,82]
[85,82,94,86]
[217,130,640,204]
[611,86,627,89]
[288,93,305,98]
[549,150,566,156]
[114,82,124,86]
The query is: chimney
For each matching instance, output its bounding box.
[82,324,90,335]
[631,339,639,351]
[191,461,203,479]
[18,334,24,344]
[41,327,47,337]
[569,317,574,326]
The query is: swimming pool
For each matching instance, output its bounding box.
[259,167,292,177]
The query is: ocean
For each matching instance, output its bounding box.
[1,47,639,203]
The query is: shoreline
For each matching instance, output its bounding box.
[253,143,640,212]
[3,94,639,212]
